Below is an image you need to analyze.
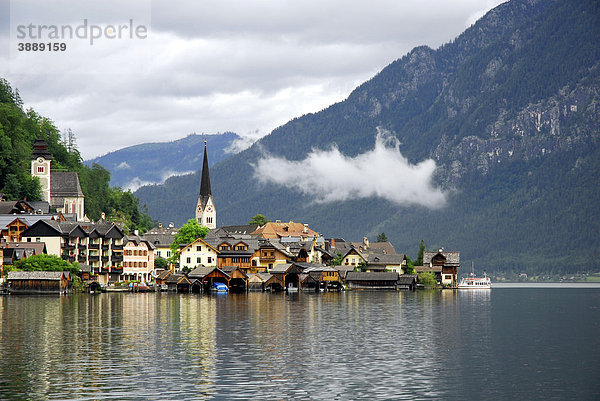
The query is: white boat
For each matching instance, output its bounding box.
[458,273,492,289]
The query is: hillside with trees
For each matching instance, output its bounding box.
[0,79,153,234]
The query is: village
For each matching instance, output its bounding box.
[0,137,460,294]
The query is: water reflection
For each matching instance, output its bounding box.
[0,289,598,400]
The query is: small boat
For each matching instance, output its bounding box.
[458,273,492,289]
[211,282,228,292]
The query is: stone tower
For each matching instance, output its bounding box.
[31,136,52,202]
[195,140,216,229]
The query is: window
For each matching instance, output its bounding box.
[197,257,201,263]
[36,237,41,242]
[156,251,161,257]
[196,245,201,251]
[207,217,213,224]
[252,260,257,267]
[166,251,171,257]
[37,166,44,173]
[186,257,191,264]
[208,257,212,264]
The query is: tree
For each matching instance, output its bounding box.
[417,272,437,288]
[154,256,168,269]
[249,214,269,226]
[376,232,388,242]
[404,256,416,275]
[169,219,209,262]
[14,254,79,274]
[330,252,343,266]
[416,240,426,266]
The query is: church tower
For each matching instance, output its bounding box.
[31,135,52,202]
[195,140,216,229]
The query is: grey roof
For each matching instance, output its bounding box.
[8,271,70,280]
[345,271,399,282]
[31,136,52,160]
[124,235,156,250]
[28,201,50,214]
[0,214,56,230]
[269,263,293,274]
[398,274,418,285]
[141,232,176,248]
[50,171,84,202]
[367,254,406,265]
[423,251,460,266]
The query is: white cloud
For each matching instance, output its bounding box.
[123,169,195,191]
[253,128,447,208]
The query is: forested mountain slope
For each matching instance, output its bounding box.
[135,0,600,274]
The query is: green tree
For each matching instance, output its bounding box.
[417,272,437,288]
[13,254,79,274]
[416,240,426,266]
[155,256,168,269]
[404,256,416,275]
[249,214,269,226]
[330,252,343,266]
[169,219,209,262]
[376,232,388,242]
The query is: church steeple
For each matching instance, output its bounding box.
[199,140,212,199]
[195,140,216,229]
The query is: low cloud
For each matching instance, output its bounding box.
[125,169,194,191]
[253,129,446,208]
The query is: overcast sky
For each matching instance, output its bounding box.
[1,0,503,160]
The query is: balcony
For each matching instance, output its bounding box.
[112,244,123,250]
[78,244,87,251]
[112,254,123,262]
[102,256,110,262]
[102,244,110,251]
[89,255,100,262]
[62,254,76,262]
[63,243,76,251]
[89,243,100,250]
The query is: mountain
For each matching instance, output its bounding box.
[86,132,240,190]
[135,0,600,275]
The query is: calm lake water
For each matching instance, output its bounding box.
[1,286,599,400]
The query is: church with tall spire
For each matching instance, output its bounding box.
[195,140,216,229]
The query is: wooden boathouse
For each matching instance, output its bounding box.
[7,271,71,294]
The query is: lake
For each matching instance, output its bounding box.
[1,285,599,400]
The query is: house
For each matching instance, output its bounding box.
[341,247,368,268]
[20,219,125,284]
[188,266,230,292]
[423,249,460,286]
[269,263,304,291]
[255,239,294,271]
[345,271,400,290]
[163,272,192,292]
[0,215,59,242]
[7,271,71,295]
[1,242,47,265]
[251,220,320,241]
[179,237,219,271]
[221,266,248,292]
[366,254,407,273]
[141,224,178,265]
[300,264,343,291]
[214,239,254,272]
[247,273,284,292]
[122,235,155,282]
[397,274,418,291]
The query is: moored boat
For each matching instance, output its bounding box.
[458,273,492,289]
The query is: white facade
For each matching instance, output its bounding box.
[180,238,218,271]
[123,239,154,282]
[31,156,51,202]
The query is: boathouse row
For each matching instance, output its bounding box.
[153,261,419,293]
